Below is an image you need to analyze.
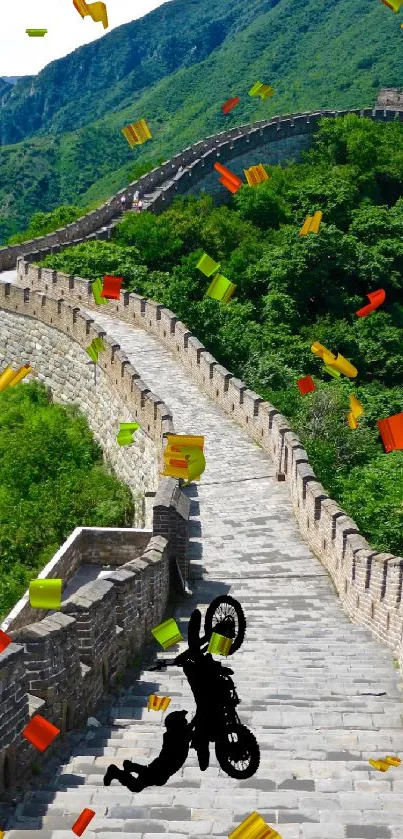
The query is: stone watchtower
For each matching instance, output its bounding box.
[376,87,403,108]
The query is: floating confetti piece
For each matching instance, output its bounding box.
[122,119,152,147]
[244,164,269,186]
[29,579,62,610]
[323,364,341,379]
[0,629,12,653]
[208,632,232,656]
[163,434,206,483]
[248,82,275,100]
[213,162,243,194]
[23,714,60,752]
[297,376,316,395]
[205,273,237,304]
[73,0,108,28]
[71,809,96,836]
[148,694,172,711]
[299,211,323,235]
[91,278,108,306]
[116,422,140,446]
[0,364,32,391]
[311,342,358,378]
[369,755,401,771]
[196,252,221,277]
[356,288,386,317]
[222,96,240,114]
[85,337,105,363]
[347,394,364,429]
[379,0,403,11]
[101,275,123,300]
[151,617,183,650]
[377,412,403,452]
[229,811,282,839]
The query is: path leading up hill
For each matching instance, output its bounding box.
[3,273,403,839]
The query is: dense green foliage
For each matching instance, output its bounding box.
[5,205,93,245]
[0,0,402,241]
[0,381,134,619]
[39,115,403,556]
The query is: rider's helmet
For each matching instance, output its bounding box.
[164,710,188,729]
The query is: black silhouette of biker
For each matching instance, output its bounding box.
[155,595,260,779]
[103,710,190,791]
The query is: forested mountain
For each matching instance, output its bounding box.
[1,77,24,85]
[0,0,402,242]
[35,114,403,560]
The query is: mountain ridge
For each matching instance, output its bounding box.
[0,0,402,242]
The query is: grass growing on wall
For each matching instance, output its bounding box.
[0,380,134,620]
[38,114,403,558]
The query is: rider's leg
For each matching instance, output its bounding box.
[123,760,144,773]
[191,711,210,771]
[103,765,147,791]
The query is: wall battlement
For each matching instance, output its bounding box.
[0,106,401,269]
[0,530,174,792]
[1,100,403,796]
[13,259,403,686]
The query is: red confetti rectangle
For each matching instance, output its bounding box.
[297,376,316,395]
[23,714,60,752]
[72,809,96,836]
[0,629,12,653]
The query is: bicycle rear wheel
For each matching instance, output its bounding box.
[204,596,246,654]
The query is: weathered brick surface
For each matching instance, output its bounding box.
[1,103,403,836]
[0,107,402,271]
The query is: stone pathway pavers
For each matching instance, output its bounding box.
[3,284,403,838]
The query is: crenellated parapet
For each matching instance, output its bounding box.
[0,103,402,269]
[13,257,403,688]
[2,98,403,796]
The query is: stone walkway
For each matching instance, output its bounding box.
[4,277,403,839]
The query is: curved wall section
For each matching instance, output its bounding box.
[0,307,160,527]
[16,257,403,676]
[0,281,176,526]
[0,106,402,268]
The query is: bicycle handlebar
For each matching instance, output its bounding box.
[151,636,210,671]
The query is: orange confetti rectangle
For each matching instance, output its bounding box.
[356,288,385,317]
[377,412,403,452]
[71,809,96,836]
[222,97,240,114]
[214,161,242,189]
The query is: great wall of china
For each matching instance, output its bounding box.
[1,95,403,837]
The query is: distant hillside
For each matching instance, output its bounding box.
[0,0,402,242]
[1,77,24,85]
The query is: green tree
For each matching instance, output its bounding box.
[0,381,134,620]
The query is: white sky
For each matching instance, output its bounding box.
[1,0,167,77]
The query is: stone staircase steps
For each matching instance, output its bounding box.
[3,281,403,838]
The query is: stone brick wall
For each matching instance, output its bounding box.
[2,527,154,633]
[0,305,161,528]
[15,259,403,681]
[0,275,192,794]
[2,102,403,794]
[376,88,403,109]
[1,106,402,269]
[0,532,177,793]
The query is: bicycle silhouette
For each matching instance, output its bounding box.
[103,595,260,790]
[158,595,260,779]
